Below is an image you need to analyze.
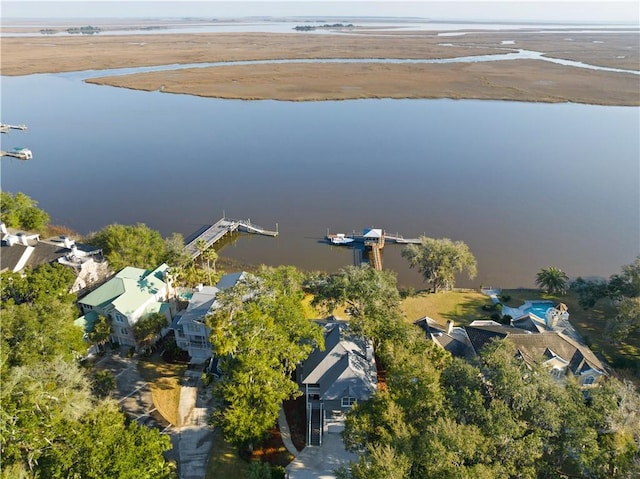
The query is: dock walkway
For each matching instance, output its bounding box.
[185,217,277,259]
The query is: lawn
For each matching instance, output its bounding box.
[401,289,491,326]
[137,358,186,426]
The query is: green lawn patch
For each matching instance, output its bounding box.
[137,358,186,426]
[401,289,490,326]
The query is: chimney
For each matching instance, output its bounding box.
[18,233,29,246]
[365,344,374,361]
[62,236,75,249]
[6,235,17,247]
[446,320,454,335]
[0,223,7,235]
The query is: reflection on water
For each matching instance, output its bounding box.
[1,73,638,289]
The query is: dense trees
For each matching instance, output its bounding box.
[88,223,168,271]
[207,266,324,449]
[0,191,50,231]
[401,236,477,292]
[0,250,176,477]
[571,258,640,345]
[536,266,570,295]
[341,337,640,478]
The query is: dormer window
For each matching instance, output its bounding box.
[341,397,356,408]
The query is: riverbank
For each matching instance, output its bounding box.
[2,30,638,105]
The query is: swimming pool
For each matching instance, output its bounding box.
[524,301,554,320]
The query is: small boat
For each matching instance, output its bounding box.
[9,147,33,160]
[327,233,355,245]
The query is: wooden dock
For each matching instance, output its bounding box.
[185,217,278,259]
[326,227,422,271]
[0,123,27,134]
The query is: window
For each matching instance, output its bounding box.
[583,376,595,385]
[120,328,128,335]
[187,323,201,332]
[551,368,564,379]
[341,397,356,408]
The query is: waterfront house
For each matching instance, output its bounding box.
[172,272,248,364]
[76,263,173,348]
[1,223,107,293]
[297,322,378,445]
[416,316,606,387]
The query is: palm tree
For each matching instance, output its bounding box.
[88,315,112,352]
[201,247,218,284]
[535,267,569,295]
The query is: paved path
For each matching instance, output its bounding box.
[285,427,358,479]
[278,406,300,457]
[175,369,216,479]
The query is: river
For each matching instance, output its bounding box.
[1,68,638,288]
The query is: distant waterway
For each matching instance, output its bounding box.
[60,49,640,81]
[1,72,638,289]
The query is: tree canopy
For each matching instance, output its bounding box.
[401,236,477,293]
[207,266,324,449]
[87,223,168,271]
[342,338,640,479]
[0,191,50,232]
[133,312,168,350]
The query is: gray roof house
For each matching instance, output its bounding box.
[298,322,377,446]
[172,272,248,364]
[415,317,607,387]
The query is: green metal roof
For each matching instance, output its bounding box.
[78,264,169,314]
[74,310,99,334]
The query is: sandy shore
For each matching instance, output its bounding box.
[2,30,638,105]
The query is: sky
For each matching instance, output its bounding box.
[2,1,639,23]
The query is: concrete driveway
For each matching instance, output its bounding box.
[285,428,358,479]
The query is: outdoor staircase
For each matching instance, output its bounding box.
[310,406,322,446]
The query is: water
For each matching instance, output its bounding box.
[1,73,638,289]
[526,302,555,319]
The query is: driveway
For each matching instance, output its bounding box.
[285,427,358,479]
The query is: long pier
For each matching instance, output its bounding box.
[185,217,278,259]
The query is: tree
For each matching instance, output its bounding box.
[0,191,49,232]
[92,370,116,398]
[306,266,407,350]
[0,357,94,470]
[133,312,168,351]
[607,296,640,344]
[88,223,167,271]
[200,246,219,285]
[1,299,85,370]
[0,263,75,306]
[88,315,113,352]
[401,237,477,293]
[535,266,570,295]
[37,400,176,478]
[207,267,323,450]
[164,232,190,267]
